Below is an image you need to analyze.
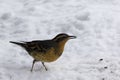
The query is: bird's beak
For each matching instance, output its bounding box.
[69,36,77,39]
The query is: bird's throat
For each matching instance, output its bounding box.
[57,39,68,55]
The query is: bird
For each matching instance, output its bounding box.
[10,33,76,72]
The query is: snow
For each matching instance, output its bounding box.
[0,0,120,80]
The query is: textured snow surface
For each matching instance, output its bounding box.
[0,0,120,80]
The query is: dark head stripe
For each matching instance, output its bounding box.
[53,34,69,42]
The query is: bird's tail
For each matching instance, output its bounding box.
[9,41,25,47]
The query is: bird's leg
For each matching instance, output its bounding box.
[42,62,47,71]
[31,59,37,72]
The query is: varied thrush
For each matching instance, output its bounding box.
[10,33,76,71]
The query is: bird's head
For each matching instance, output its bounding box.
[52,33,76,55]
[52,33,76,43]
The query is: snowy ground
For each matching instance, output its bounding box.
[0,0,120,80]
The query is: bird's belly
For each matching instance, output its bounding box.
[30,48,61,62]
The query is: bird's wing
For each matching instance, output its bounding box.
[24,40,55,53]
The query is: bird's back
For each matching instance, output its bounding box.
[25,40,57,53]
